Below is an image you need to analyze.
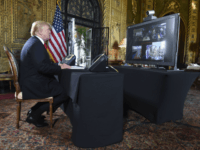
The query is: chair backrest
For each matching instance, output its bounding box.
[3,45,21,93]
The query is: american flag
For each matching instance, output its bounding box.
[47,5,67,63]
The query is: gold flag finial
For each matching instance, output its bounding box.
[57,0,61,10]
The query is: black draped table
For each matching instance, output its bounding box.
[115,66,200,124]
[58,69,124,148]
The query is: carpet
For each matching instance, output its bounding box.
[0,93,14,100]
[0,87,200,149]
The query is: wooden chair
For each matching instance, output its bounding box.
[3,45,53,129]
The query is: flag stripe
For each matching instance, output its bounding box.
[58,32,66,56]
[48,44,59,62]
[61,31,67,49]
[49,38,62,61]
[51,28,64,58]
[48,41,61,61]
[60,32,67,56]
[47,5,67,63]
[57,33,65,57]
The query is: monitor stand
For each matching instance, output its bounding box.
[131,64,178,70]
[139,65,168,70]
[156,65,168,70]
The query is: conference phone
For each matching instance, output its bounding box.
[61,54,76,66]
[89,54,118,72]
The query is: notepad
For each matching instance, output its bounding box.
[70,66,85,69]
[187,63,200,70]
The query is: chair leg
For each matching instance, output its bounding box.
[49,102,53,128]
[16,102,21,129]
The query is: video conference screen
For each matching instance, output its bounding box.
[126,13,180,66]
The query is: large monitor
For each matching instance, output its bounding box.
[126,13,180,67]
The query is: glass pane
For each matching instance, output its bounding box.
[74,25,92,68]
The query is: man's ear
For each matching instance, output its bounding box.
[35,31,38,36]
[35,30,41,36]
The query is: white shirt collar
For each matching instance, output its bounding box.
[35,35,44,45]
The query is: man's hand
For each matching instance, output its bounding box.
[59,63,71,69]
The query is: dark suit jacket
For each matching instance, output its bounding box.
[20,36,63,99]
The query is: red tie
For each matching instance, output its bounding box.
[44,43,47,49]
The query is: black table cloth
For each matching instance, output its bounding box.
[59,69,124,148]
[115,66,200,124]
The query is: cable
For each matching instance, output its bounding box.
[109,65,119,72]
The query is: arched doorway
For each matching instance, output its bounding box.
[163,13,186,68]
[61,0,108,66]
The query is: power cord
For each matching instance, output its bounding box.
[108,65,119,72]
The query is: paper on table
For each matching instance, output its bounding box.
[187,63,200,70]
[70,66,85,69]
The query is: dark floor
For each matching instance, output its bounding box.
[0,81,200,149]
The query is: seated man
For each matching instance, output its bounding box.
[19,21,71,127]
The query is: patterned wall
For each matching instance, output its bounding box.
[0,0,57,73]
[0,0,12,72]
[0,0,125,71]
[103,0,127,61]
[141,0,154,22]
[187,0,199,63]
[156,0,199,63]
[2,0,198,71]
[127,0,199,64]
